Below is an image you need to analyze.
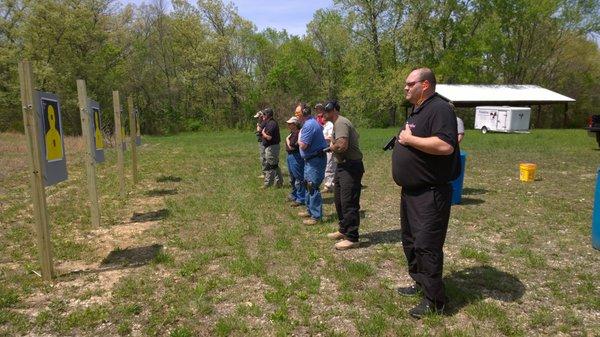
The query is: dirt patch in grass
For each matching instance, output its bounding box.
[1,130,599,336]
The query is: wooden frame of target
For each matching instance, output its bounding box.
[121,106,127,152]
[36,91,68,186]
[88,99,105,163]
[135,108,141,146]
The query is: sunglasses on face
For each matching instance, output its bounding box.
[405,80,424,87]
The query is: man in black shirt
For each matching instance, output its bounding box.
[285,116,305,205]
[261,108,283,188]
[392,68,460,318]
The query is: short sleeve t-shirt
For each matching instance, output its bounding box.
[323,121,334,141]
[333,116,363,162]
[391,93,460,189]
[456,117,465,134]
[299,116,327,158]
[286,130,299,153]
[261,119,280,147]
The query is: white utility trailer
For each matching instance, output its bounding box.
[474,106,531,134]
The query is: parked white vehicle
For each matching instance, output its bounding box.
[474,106,531,134]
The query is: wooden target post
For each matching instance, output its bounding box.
[18,60,55,280]
[76,80,100,227]
[127,96,138,185]
[112,91,126,198]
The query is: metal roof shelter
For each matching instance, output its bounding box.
[435,84,575,108]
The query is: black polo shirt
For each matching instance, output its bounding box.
[262,119,281,147]
[392,93,460,189]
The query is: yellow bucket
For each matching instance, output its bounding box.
[519,163,537,182]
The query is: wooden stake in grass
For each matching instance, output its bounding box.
[77,79,100,227]
[18,60,55,281]
[112,91,125,198]
[128,96,138,185]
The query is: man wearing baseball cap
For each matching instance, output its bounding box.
[322,100,364,250]
[285,116,305,206]
[260,108,283,188]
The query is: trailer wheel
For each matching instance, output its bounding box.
[481,126,488,134]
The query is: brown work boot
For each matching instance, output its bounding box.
[290,201,303,207]
[303,218,318,226]
[335,239,359,250]
[326,231,346,240]
[297,211,310,218]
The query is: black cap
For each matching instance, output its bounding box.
[324,100,339,112]
[262,108,274,117]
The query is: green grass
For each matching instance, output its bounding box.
[0,129,599,336]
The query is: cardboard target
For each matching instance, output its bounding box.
[88,99,105,163]
[36,91,68,186]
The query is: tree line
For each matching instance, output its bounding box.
[0,0,598,135]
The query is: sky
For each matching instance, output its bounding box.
[122,0,334,36]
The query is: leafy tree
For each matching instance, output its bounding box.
[0,0,598,133]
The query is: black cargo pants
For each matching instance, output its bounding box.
[334,160,364,242]
[400,183,452,307]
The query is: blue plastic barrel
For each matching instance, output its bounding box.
[451,151,467,205]
[593,167,600,250]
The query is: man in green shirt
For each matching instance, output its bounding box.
[323,100,364,250]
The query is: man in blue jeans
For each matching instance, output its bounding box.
[296,103,327,225]
[285,116,305,206]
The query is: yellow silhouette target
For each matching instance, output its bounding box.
[43,100,63,162]
[93,108,104,150]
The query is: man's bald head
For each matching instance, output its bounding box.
[405,67,437,105]
[413,68,436,90]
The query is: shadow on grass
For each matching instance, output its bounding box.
[444,266,525,315]
[144,188,178,197]
[360,228,402,247]
[131,209,169,222]
[101,244,163,267]
[462,187,488,195]
[457,197,485,205]
[156,175,182,182]
[323,196,334,204]
[58,244,163,278]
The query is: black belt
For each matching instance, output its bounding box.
[337,158,362,166]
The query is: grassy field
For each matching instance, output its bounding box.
[0,128,599,336]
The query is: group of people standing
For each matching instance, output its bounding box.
[255,100,365,251]
[254,67,461,319]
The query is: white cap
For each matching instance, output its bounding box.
[286,116,299,124]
